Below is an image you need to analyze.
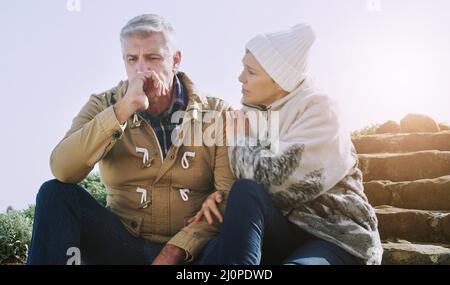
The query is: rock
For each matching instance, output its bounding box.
[354,115,450,264]
[382,242,450,265]
[364,175,450,210]
[439,122,450,131]
[400,113,440,133]
[358,150,450,182]
[352,131,450,154]
[364,180,393,206]
[375,206,450,243]
[376,120,400,134]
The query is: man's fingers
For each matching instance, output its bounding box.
[150,70,162,86]
[135,73,147,84]
[161,81,167,96]
[152,73,160,90]
[135,73,151,89]
[159,83,163,97]
[150,71,164,97]
[215,193,223,203]
[146,71,159,89]
[140,71,163,95]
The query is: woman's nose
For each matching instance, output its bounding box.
[238,72,245,83]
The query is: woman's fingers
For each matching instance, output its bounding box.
[187,216,196,225]
[192,210,203,223]
[215,192,223,203]
[203,207,214,225]
[207,200,223,223]
[189,192,224,225]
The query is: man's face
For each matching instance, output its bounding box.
[122,33,181,116]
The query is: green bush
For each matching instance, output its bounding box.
[351,124,379,139]
[0,173,106,264]
[21,204,35,221]
[78,172,107,207]
[0,210,33,264]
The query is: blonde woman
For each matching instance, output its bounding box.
[192,24,383,265]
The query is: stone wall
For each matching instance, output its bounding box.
[352,114,450,264]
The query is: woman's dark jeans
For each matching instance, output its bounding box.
[197,179,361,265]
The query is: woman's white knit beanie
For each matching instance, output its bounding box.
[245,23,315,92]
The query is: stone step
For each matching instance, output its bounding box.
[376,206,450,243]
[382,241,450,265]
[358,150,450,182]
[364,175,450,210]
[352,131,450,154]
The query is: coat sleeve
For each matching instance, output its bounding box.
[167,104,236,261]
[228,97,355,207]
[50,94,126,183]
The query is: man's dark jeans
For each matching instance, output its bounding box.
[27,179,164,265]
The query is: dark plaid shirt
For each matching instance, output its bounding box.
[139,75,187,159]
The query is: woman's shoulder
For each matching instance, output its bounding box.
[285,90,339,119]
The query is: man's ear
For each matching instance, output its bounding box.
[173,51,182,71]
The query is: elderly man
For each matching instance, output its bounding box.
[27,14,235,265]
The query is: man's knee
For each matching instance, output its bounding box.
[36,179,76,207]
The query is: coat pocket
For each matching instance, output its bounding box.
[107,187,146,237]
[169,185,209,235]
[174,147,214,190]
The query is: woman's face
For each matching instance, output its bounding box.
[238,51,287,106]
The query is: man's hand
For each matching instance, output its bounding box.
[142,70,168,99]
[114,71,168,124]
[152,244,186,265]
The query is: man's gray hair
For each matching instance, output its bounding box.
[120,14,177,54]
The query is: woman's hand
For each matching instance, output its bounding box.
[187,191,224,225]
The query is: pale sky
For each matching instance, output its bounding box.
[1,0,449,211]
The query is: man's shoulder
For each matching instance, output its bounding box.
[88,80,128,107]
